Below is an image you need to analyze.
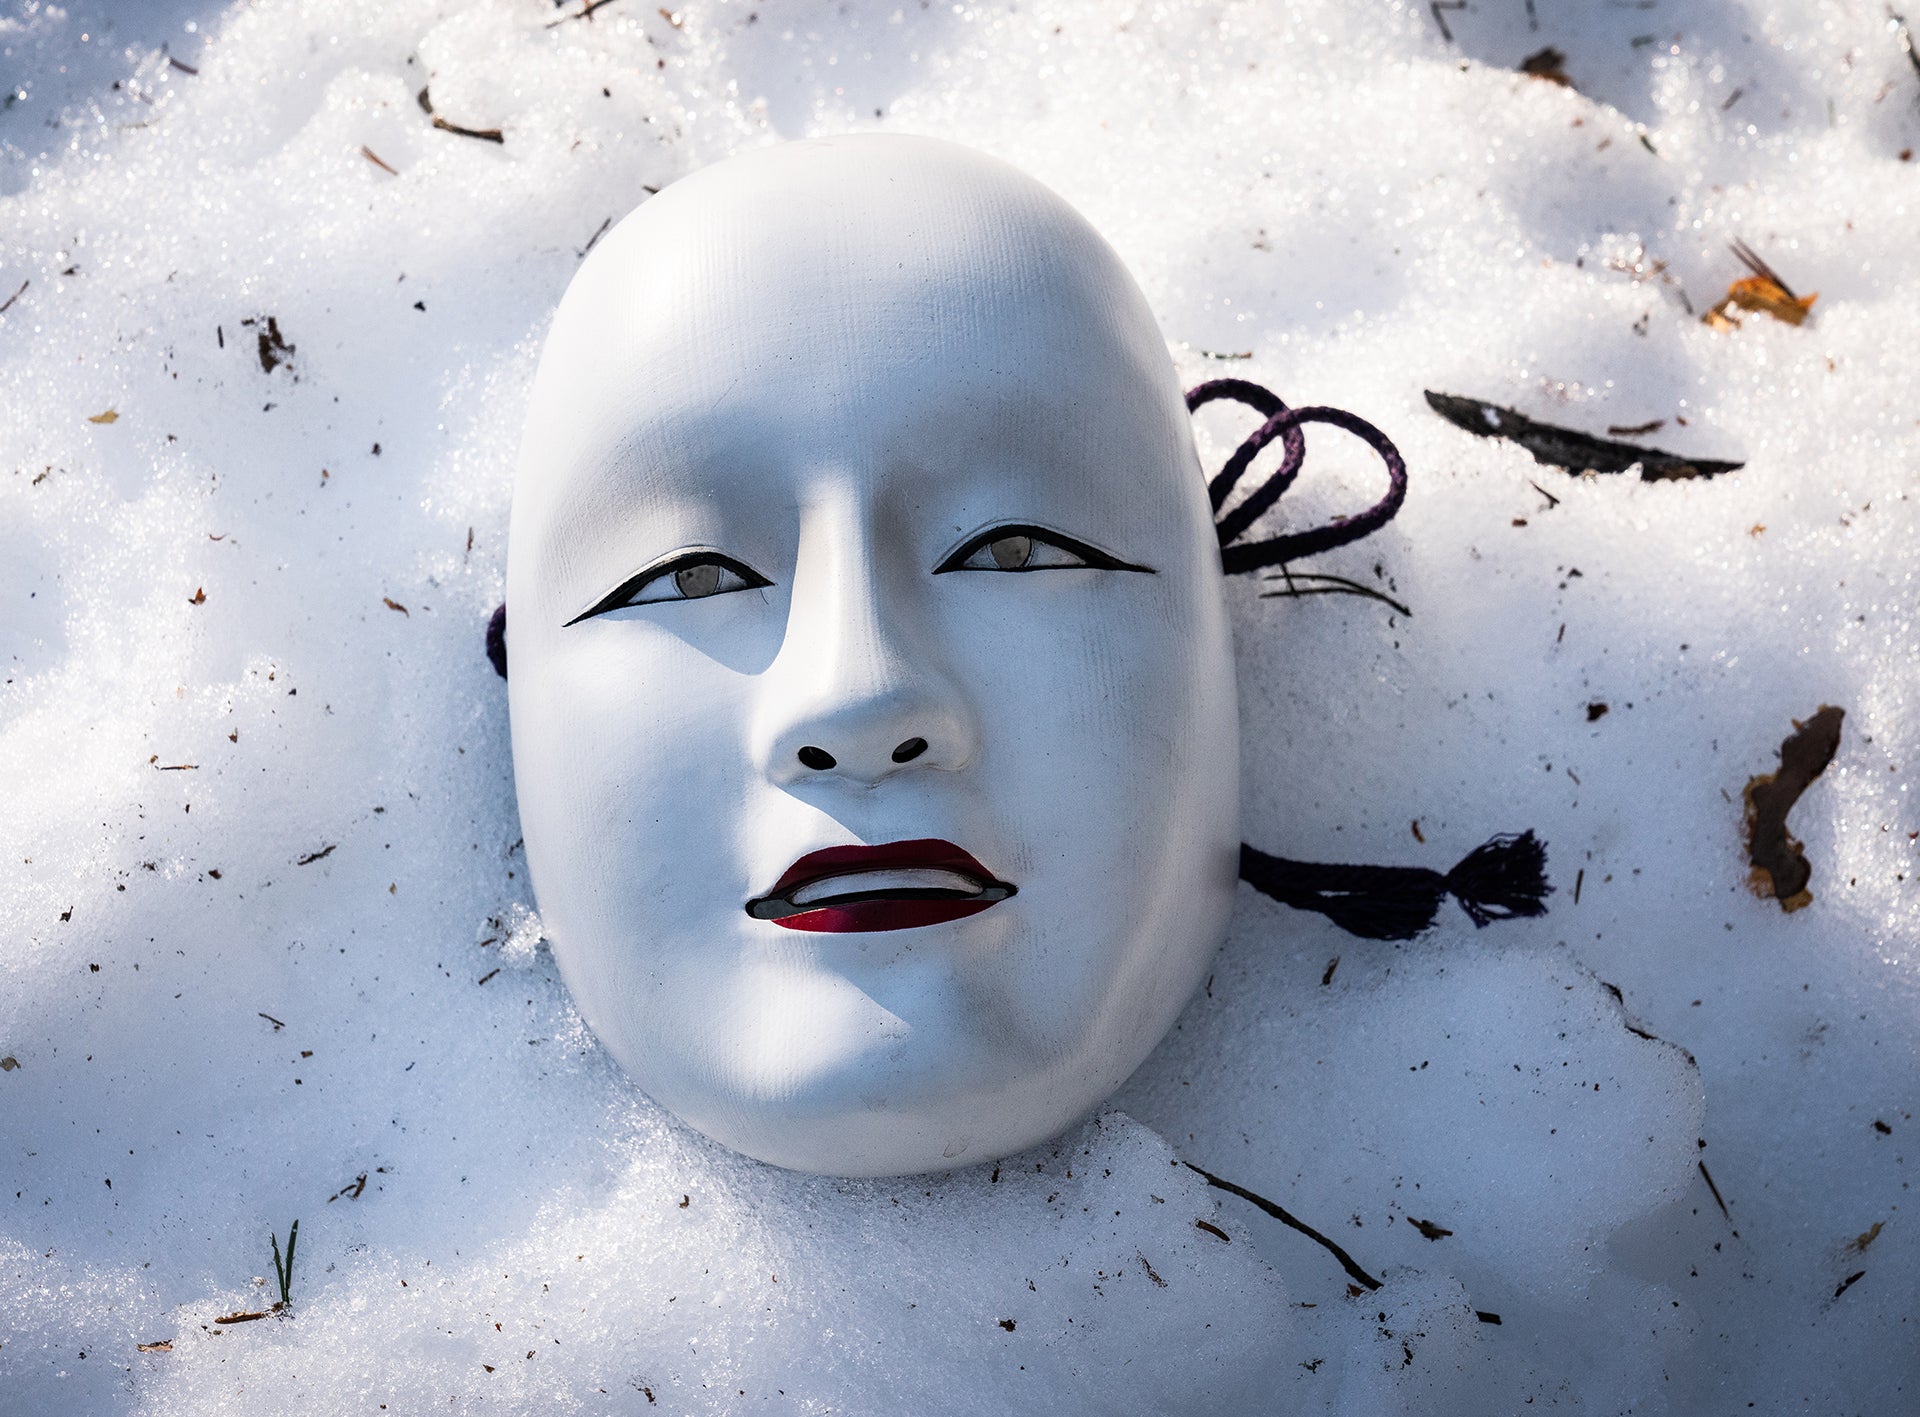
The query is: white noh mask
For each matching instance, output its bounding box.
[507,134,1239,1176]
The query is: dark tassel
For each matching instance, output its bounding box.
[1239,831,1550,941]
[486,603,508,680]
[1441,831,1552,927]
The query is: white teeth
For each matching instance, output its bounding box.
[787,868,982,906]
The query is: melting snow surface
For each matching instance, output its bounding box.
[2,0,1916,1411]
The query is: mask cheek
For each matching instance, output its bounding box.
[947,612,1232,1064]
[512,633,758,1067]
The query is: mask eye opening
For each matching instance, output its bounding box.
[932,522,1153,575]
[564,550,772,626]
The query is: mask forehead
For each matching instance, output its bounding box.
[512,137,1204,618]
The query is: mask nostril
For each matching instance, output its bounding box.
[890,737,928,764]
[797,745,837,771]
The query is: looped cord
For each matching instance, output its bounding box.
[1186,378,1408,574]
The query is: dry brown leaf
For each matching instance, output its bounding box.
[1705,240,1817,329]
[137,1340,173,1353]
[88,408,119,424]
[1519,47,1572,87]
[1744,704,1845,911]
[1705,276,1818,329]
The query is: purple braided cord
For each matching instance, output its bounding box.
[1186,379,1307,539]
[1186,380,1407,572]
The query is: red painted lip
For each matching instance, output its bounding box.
[747,838,1016,934]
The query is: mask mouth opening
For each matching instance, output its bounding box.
[746,840,1019,932]
[747,871,1016,922]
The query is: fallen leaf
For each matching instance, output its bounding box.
[88,408,119,424]
[254,315,295,373]
[1851,1221,1884,1253]
[1425,391,1743,481]
[1744,704,1845,910]
[1519,46,1572,86]
[1408,1216,1454,1240]
[0,1056,18,1072]
[189,587,206,605]
[383,597,409,616]
[1704,239,1817,329]
[136,1340,173,1353]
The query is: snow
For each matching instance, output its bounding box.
[2,0,1916,1411]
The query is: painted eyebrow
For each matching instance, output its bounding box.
[931,522,1155,575]
[562,549,772,627]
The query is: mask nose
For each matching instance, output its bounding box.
[792,735,930,774]
[765,664,972,787]
[755,509,976,789]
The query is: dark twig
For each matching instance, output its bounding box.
[545,0,622,25]
[1892,9,1920,86]
[433,114,503,143]
[0,279,26,314]
[578,215,612,259]
[1729,237,1799,301]
[1430,0,1466,43]
[1182,1160,1382,1292]
[257,1012,286,1030]
[416,87,503,143]
[1698,1160,1739,1235]
[1258,571,1411,619]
